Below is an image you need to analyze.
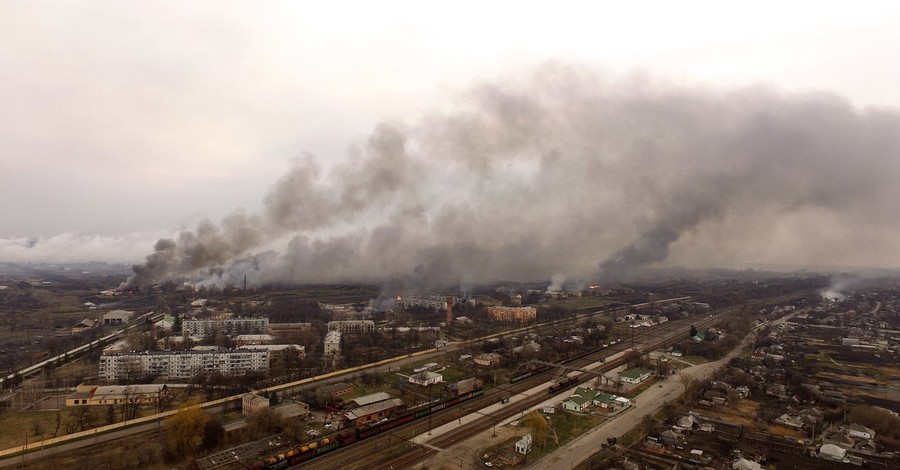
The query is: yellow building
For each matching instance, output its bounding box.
[486,306,537,323]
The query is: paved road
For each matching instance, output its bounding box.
[532,327,758,470]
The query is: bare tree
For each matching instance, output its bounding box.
[120,386,143,421]
[678,371,697,404]
[66,407,92,434]
[155,384,180,414]
[52,410,61,438]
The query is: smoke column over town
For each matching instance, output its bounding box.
[128,64,900,291]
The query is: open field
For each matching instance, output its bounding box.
[697,399,759,427]
[768,424,804,438]
[543,297,622,311]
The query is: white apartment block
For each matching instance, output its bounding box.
[401,296,448,311]
[99,350,268,381]
[238,344,306,361]
[326,320,375,334]
[182,317,269,337]
[323,330,342,356]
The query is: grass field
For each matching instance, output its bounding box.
[0,407,101,449]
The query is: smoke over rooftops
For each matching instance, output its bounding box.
[127,64,900,290]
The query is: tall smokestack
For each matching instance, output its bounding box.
[446,296,453,325]
[243,274,247,292]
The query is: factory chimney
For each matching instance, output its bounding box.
[243,274,247,292]
[446,296,454,325]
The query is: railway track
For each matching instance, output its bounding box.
[326,312,729,470]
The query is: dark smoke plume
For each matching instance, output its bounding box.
[128,64,900,290]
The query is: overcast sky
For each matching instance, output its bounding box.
[2,1,900,280]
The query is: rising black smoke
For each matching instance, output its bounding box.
[127,64,900,290]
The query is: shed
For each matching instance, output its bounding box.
[351,392,391,407]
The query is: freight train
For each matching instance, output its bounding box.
[246,384,484,469]
[547,376,579,394]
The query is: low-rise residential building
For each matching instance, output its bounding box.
[561,387,624,412]
[620,367,653,384]
[775,414,804,429]
[474,353,502,367]
[562,393,593,412]
[409,371,443,386]
[660,430,681,445]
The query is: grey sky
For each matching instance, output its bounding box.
[2,1,900,282]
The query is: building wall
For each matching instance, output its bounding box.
[401,297,448,311]
[99,350,268,381]
[182,317,269,337]
[486,306,537,323]
[242,393,271,416]
[324,331,342,355]
[326,320,375,334]
[620,370,652,384]
[474,353,502,366]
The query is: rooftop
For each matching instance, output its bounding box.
[620,367,653,379]
[352,392,392,407]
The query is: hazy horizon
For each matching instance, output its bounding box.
[3,2,900,290]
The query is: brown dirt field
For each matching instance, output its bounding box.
[700,400,759,427]
[33,396,67,411]
[768,424,803,438]
[816,372,879,385]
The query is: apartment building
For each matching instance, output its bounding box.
[401,296,448,311]
[182,317,269,337]
[326,320,375,334]
[323,330,342,356]
[486,306,537,323]
[99,349,268,381]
